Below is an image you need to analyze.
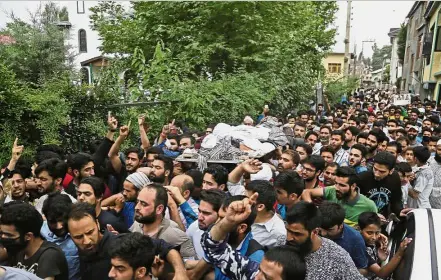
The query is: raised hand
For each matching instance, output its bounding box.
[241,159,263,174]
[397,237,412,255]
[225,192,258,225]
[119,125,129,138]
[164,185,185,205]
[11,138,24,162]
[107,116,118,132]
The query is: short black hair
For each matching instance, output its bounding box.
[373,151,396,170]
[154,154,174,175]
[35,151,62,165]
[35,158,68,181]
[68,202,97,223]
[36,144,65,160]
[245,180,276,211]
[305,130,319,140]
[320,145,335,156]
[296,143,312,156]
[335,166,358,185]
[146,146,164,156]
[199,189,226,212]
[302,155,326,172]
[331,130,345,140]
[179,134,195,145]
[69,152,93,171]
[429,136,440,143]
[295,121,306,129]
[222,195,257,234]
[80,176,105,198]
[286,201,322,233]
[358,212,381,230]
[395,162,412,175]
[351,144,367,157]
[186,169,203,188]
[109,232,155,273]
[9,165,32,180]
[345,126,360,138]
[125,147,143,160]
[356,132,368,141]
[42,192,72,224]
[413,146,431,164]
[0,201,43,238]
[264,246,307,280]
[273,171,304,196]
[368,128,387,144]
[203,164,229,187]
[318,202,345,229]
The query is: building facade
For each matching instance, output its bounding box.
[388,28,402,87]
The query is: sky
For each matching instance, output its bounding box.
[0,1,414,59]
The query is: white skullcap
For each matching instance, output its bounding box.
[126,172,151,190]
[437,139,441,146]
[243,116,254,124]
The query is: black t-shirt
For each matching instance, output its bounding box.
[98,210,129,233]
[79,231,116,280]
[12,240,68,280]
[357,170,403,217]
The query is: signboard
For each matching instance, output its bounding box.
[393,93,411,105]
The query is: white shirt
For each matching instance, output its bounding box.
[251,213,286,248]
[186,221,205,259]
[408,164,434,209]
[334,147,349,167]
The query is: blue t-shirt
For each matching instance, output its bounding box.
[332,224,369,269]
[122,202,135,228]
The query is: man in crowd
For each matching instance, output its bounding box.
[428,139,441,209]
[202,164,229,192]
[41,193,80,280]
[343,126,360,150]
[302,166,377,227]
[149,155,173,185]
[321,163,338,187]
[65,152,95,198]
[277,149,300,172]
[77,176,128,233]
[274,170,305,219]
[330,130,349,166]
[348,144,368,173]
[0,201,69,279]
[2,165,32,205]
[301,155,326,190]
[408,146,433,208]
[34,158,76,213]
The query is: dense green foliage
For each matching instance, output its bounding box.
[397,23,407,64]
[371,43,392,71]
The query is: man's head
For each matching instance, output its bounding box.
[35,158,68,194]
[366,128,386,154]
[386,141,402,160]
[285,201,322,256]
[323,163,338,186]
[124,147,143,173]
[42,193,72,238]
[413,146,431,166]
[170,174,195,200]
[167,134,179,151]
[202,164,229,191]
[334,166,358,200]
[68,203,102,256]
[318,202,345,239]
[134,184,167,225]
[69,152,95,182]
[145,147,164,168]
[345,126,360,144]
[358,212,381,246]
[428,136,440,154]
[356,132,368,145]
[179,134,195,151]
[149,155,173,184]
[256,246,306,280]
[298,111,309,123]
[9,166,31,200]
[274,171,304,207]
[0,202,43,256]
[278,150,300,171]
[349,144,367,167]
[300,155,325,182]
[319,146,335,165]
[395,162,413,186]
[245,180,276,215]
[294,122,307,138]
[407,126,419,142]
[319,126,331,143]
[77,176,106,207]
[295,144,312,162]
[198,189,226,230]
[305,131,319,147]
[330,130,345,151]
[372,152,396,181]
[108,233,155,280]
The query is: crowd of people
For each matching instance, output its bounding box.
[0,89,439,280]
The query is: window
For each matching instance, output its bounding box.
[435,27,441,52]
[328,63,342,74]
[78,29,87,53]
[80,67,90,84]
[77,1,85,14]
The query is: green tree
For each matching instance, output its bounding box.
[371,43,392,71]
[397,23,407,64]
[89,1,338,114]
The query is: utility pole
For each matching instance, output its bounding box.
[353,43,357,76]
[343,0,352,77]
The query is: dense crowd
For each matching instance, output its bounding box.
[0,89,438,280]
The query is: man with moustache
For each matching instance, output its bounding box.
[321,163,338,187]
[302,166,377,227]
[2,166,32,205]
[407,125,422,148]
[364,128,387,169]
[277,150,300,172]
[428,139,441,209]
[148,155,173,185]
[300,155,326,190]
[41,193,81,280]
[348,144,368,174]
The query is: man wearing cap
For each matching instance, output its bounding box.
[428,139,441,209]
[102,172,151,228]
[407,125,422,148]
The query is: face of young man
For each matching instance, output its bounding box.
[134,188,161,225]
[149,160,168,183]
[10,173,26,200]
[68,215,102,256]
[77,183,100,206]
[349,148,363,167]
[330,135,343,150]
[36,170,57,194]
[278,154,296,171]
[125,152,141,173]
[197,200,219,230]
